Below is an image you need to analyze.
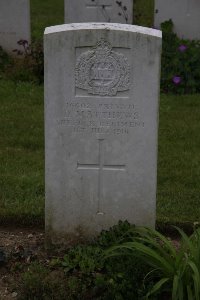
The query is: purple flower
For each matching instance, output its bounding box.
[178,44,187,52]
[172,76,181,85]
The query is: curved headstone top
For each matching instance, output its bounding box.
[45,23,162,38]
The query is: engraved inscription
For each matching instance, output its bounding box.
[57,100,145,135]
[77,139,126,214]
[75,39,130,96]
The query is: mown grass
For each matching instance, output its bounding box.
[0,80,44,225]
[0,80,200,226]
[31,0,64,41]
[157,94,200,227]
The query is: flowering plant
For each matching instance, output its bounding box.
[161,19,200,94]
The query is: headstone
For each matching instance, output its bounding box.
[154,0,200,40]
[44,23,162,244]
[65,0,133,24]
[0,0,30,54]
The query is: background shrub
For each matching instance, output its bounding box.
[161,20,200,94]
[0,40,43,84]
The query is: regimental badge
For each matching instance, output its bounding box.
[75,39,130,96]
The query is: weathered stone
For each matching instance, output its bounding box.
[44,23,162,244]
[65,0,133,24]
[0,0,30,54]
[154,0,200,40]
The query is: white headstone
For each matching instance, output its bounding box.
[0,0,30,54]
[44,23,162,243]
[154,0,200,40]
[65,0,133,24]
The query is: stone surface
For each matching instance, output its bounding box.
[65,0,133,24]
[154,0,200,40]
[44,23,162,243]
[0,0,30,54]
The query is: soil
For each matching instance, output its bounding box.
[0,226,45,299]
[0,226,181,300]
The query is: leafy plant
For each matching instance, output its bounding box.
[18,222,156,299]
[161,19,200,94]
[95,220,134,248]
[105,226,200,299]
[1,40,44,84]
[62,245,103,273]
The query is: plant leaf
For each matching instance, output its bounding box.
[188,261,200,300]
[146,278,169,299]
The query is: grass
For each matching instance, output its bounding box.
[0,80,44,225]
[31,0,64,41]
[0,80,200,226]
[157,94,200,227]
[133,0,154,28]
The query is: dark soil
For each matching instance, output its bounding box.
[0,227,45,299]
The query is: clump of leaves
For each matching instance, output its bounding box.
[60,221,154,299]
[106,226,200,299]
[62,245,103,273]
[95,220,134,248]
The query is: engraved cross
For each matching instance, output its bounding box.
[85,0,112,22]
[77,139,126,215]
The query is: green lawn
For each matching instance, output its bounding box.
[157,94,200,228]
[0,80,200,227]
[31,0,64,41]
[0,80,44,225]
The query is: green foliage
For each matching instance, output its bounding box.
[62,245,103,273]
[161,19,200,94]
[19,263,73,300]
[20,263,49,299]
[19,222,154,299]
[133,0,154,28]
[95,220,134,248]
[0,46,11,73]
[106,226,200,299]
[2,41,44,84]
